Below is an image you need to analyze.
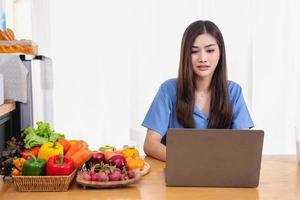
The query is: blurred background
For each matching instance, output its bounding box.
[2,0,300,154]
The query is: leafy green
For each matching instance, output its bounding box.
[48,132,65,143]
[24,121,65,149]
[24,132,48,149]
[36,121,51,137]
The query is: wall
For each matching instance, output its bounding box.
[29,0,300,154]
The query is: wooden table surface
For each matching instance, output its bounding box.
[0,155,300,200]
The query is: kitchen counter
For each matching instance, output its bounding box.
[0,100,17,151]
[0,100,15,117]
[0,155,300,200]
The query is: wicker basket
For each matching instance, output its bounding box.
[12,170,76,192]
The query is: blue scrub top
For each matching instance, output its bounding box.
[142,78,254,145]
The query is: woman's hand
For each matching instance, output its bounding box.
[143,129,166,161]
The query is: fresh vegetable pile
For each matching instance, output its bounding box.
[0,121,92,178]
[1,121,146,186]
[12,139,92,177]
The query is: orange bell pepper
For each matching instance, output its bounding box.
[125,156,144,170]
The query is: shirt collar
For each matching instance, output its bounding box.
[194,105,209,120]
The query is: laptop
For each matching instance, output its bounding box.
[165,129,264,188]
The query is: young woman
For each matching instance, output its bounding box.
[142,20,253,161]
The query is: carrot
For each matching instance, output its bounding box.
[65,140,87,157]
[69,148,92,168]
[69,140,78,147]
[59,139,71,154]
[65,140,92,168]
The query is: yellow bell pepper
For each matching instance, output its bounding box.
[38,142,63,161]
[122,146,139,158]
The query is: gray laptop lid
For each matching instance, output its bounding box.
[165,129,264,188]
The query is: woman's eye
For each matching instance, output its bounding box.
[207,49,215,53]
[191,50,198,54]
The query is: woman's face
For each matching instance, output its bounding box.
[191,33,220,80]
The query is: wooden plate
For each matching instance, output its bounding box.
[76,162,150,189]
[76,173,142,189]
[137,161,151,176]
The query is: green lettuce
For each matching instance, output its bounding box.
[24,121,65,149]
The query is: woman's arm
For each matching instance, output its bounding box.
[143,129,166,161]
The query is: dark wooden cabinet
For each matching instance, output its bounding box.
[0,101,20,151]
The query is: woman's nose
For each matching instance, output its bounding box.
[198,52,207,63]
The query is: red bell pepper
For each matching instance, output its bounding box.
[46,152,74,176]
[22,146,41,160]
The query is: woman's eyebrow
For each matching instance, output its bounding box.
[192,44,216,49]
[204,44,216,48]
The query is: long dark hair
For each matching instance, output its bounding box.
[176,20,232,128]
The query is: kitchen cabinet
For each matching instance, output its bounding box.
[0,100,18,151]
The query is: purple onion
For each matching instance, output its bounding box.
[107,155,126,169]
[85,151,105,170]
[90,151,105,164]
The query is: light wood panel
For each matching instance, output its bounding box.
[0,100,15,117]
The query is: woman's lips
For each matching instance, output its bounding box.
[197,65,210,71]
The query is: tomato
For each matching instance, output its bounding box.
[12,168,21,176]
[13,157,26,171]
[125,156,144,170]
[22,146,41,160]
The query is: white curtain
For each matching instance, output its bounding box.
[27,0,300,154]
[251,0,300,153]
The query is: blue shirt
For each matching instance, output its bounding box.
[142,78,254,144]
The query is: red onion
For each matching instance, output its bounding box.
[90,151,105,164]
[107,155,126,169]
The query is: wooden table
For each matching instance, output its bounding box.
[0,155,300,200]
